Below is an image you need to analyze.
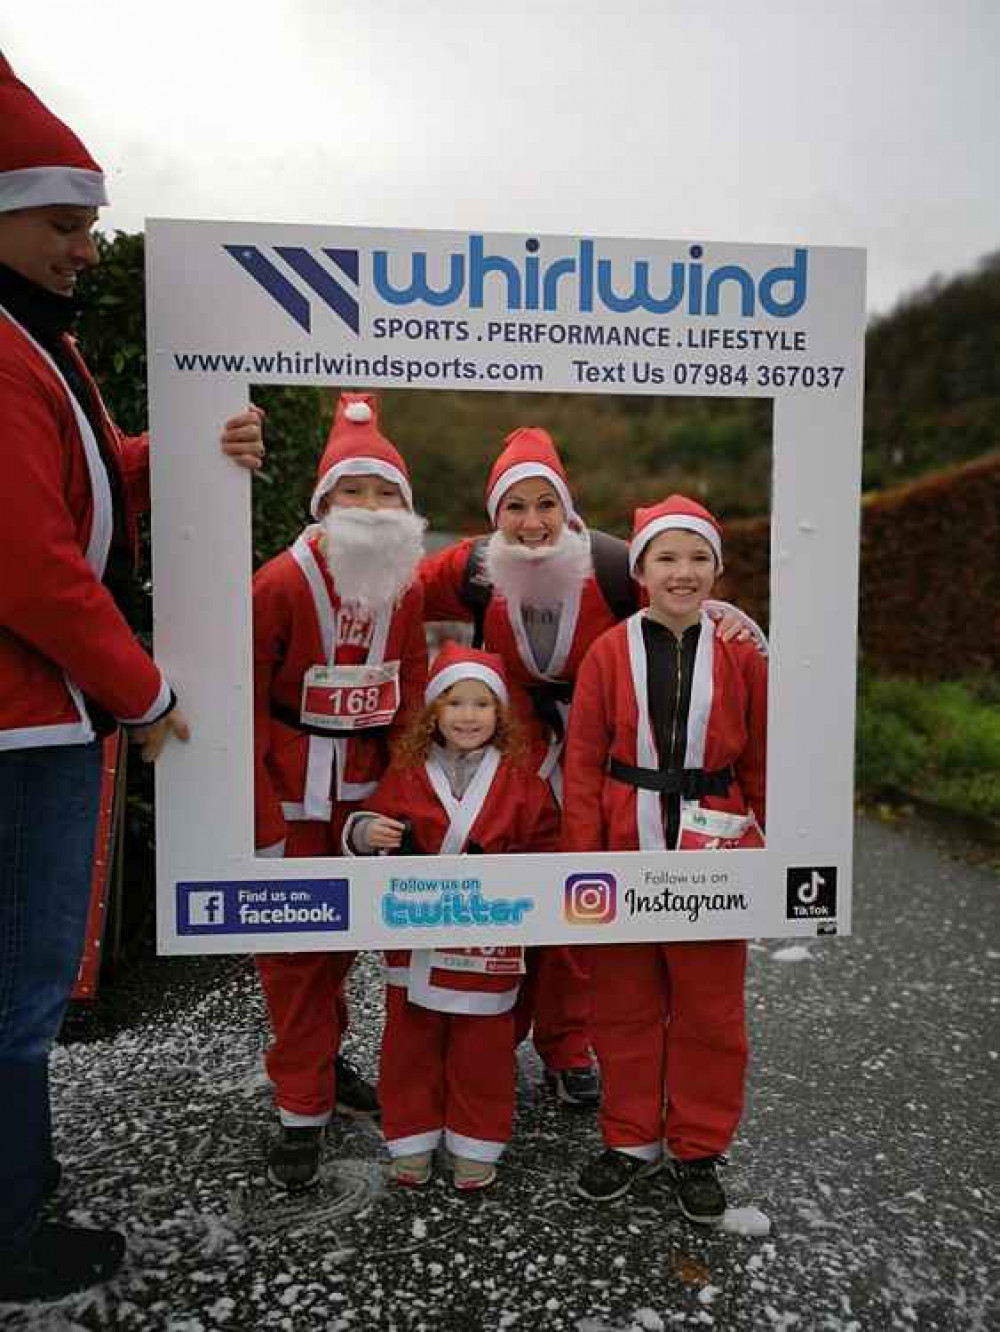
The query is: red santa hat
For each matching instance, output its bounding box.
[0,56,108,213]
[629,494,724,574]
[425,643,509,708]
[484,427,577,526]
[310,391,413,517]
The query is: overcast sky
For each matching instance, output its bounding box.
[9,0,999,316]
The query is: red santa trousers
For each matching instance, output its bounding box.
[513,946,593,1070]
[588,939,747,1160]
[380,986,516,1162]
[254,820,354,1124]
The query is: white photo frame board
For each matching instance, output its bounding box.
[146,222,865,955]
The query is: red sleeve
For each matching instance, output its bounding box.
[118,430,151,515]
[735,645,768,832]
[0,362,166,721]
[521,775,562,853]
[562,637,614,852]
[417,539,477,623]
[252,565,291,849]
[365,769,413,820]
[391,585,429,740]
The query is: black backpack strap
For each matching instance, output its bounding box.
[589,529,639,622]
[459,536,493,649]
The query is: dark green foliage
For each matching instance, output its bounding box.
[864,250,1000,491]
[249,386,335,564]
[857,675,1000,819]
[75,231,147,435]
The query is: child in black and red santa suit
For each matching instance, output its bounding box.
[346,643,560,1190]
[563,494,767,1225]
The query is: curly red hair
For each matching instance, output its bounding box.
[392,685,528,769]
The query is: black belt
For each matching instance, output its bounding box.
[607,758,735,799]
[526,680,574,742]
[270,702,391,740]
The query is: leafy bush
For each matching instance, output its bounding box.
[857,675,1000,820]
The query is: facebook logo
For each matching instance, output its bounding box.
[185,890,226,928]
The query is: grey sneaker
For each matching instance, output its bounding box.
[389,1152,434,1187]
[453,1157,497,1192]
[576,1148,662,1201]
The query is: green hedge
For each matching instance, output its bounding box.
[856,675,1000,821]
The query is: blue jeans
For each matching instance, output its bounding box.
[0,740,103,1251]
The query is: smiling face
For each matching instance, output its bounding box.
[325,473,406,512]
[495,477,567,548]
[435,679,499,753]
[636,528,718,631]
[0,205,99,296]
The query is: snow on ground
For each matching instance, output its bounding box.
[2,818,999,1331]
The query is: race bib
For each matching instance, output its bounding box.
[677,803,764,851]
[431,946,525,976]
[300,661,401,732]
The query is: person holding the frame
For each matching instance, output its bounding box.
[0,57,263,1303]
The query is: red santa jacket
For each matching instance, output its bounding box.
[419,537,619,780]
[0,308,169,751]
[253,529,428,850]
[358,748,560,1014]
[563,610,767,854]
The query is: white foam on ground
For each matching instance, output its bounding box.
[722,1206,772,1236]
[771,945,813,963]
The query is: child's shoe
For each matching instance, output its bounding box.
[389,1152,434,1187]
[671,1156,727,1225]
[546,1063,601,1109]
[333,1054,380,1118]
[453,1157,497,1191]
[576,1148,662,1201]
[267,1125,324,1192]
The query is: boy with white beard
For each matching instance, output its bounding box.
[253,391,428,1191]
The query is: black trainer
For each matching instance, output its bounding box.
[546,1064,601,1109]
[576,1148,663,1201]
[334,1054,380,1118]
[267,1125,324,1192]
[672,1157,727,1225]
[0,1223,125,1303]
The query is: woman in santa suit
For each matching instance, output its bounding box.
[563,495,767,1225]
[253,392,428,1191]
[346,644,560,1190]
[419,429,764,1109]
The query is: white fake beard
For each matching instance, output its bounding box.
[320,507,427,610]
[484,525,592,607]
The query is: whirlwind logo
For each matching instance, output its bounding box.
[224,245,360,333]
[225,236,809,336]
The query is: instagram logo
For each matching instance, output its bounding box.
[564,873,617,925]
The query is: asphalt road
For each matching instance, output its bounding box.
[3,816,998,1332]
